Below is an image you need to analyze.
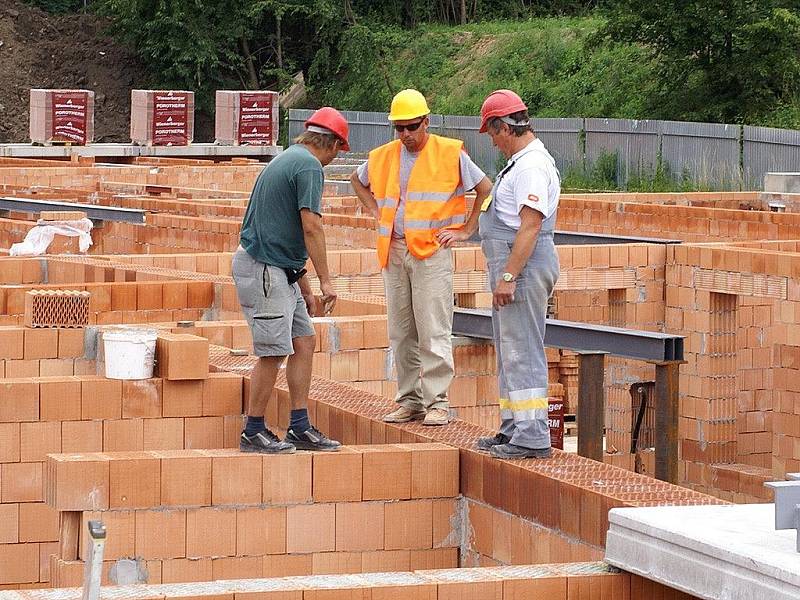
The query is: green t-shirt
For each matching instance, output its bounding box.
[240,144,323,270]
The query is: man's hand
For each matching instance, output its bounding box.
[437,229,471,248]
[319,280,338,315]
[302,292,321,317]
[493,279,516,310]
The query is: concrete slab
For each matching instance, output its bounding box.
[0,143,281,160]
[605,503,799,600]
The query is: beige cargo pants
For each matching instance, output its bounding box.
[383,238,454,411]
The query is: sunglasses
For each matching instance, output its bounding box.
[394,119,425,133]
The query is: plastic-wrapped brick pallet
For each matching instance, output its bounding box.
[130,89,195,146]
[214,90,279,145]
[29,89,95,144]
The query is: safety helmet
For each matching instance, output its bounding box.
[388,89,430,122]
[305,107,350,151]
[479,89,528,133]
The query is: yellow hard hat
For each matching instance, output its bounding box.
[388,89,430,121]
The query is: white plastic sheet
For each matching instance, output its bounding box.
[9,218,93,256]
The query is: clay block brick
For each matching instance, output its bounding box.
[103,418,144,451]
[137,282,163,311]
[211,452,262,505]
[2,461,43,503]
[58,328,85,358]
[62,420,103,453]
[185,416,224,449]
[19,502,59,543]
[45,454,107,510]
[135,508,186,559]
[158,452,212,507]
[436,580,502,600]
[111,284,137,312]
[212,556,263,580]
[0,328,24,359]
[161,558,212,583]
[263,554,312,578]
[156,333,209,380]
[409,547,458,569]
[81,377,122,420]
[286,503,335,553]
[236,507,286,556]
[162,379,204,417]
[385,499,433,550]
[110,453,161,509]
[20,421,62,462]
[432,498,459,548]
[81,510,135,560]
[361,550,411,573]
[336,501,384,551]
[40,377,81,421]
[24,290,89,329]
[143,418,185,450]
[0,422,21,462]
[187,281,214,308]
[371,584,437,600]
[202,373,243,416]
[186,507,237,558]
[24,327,59,358]
[122,379,163,418]
[263,453,312,504]
[313,448,363,502]
[360,444,412,500]
[0,503,19,543]
[0,542,39,584]
[398,443,459,499]
[39,357,74,377]
[312,551,362,575]
[0,379,39,422]
[504,576,567,600]
[5,359,40,378]
[162,282,188,310]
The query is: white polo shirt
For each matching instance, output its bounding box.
[491,137,560,229]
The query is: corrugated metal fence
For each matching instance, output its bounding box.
[288,109,799,189]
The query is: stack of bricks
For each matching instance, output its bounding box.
[130,90,194,146]
[23,291,90,328]
[0,371,243,585]
[44,444,459,585]
[771,344,800,478]
[557,351,579,415]
[0,326,91,378]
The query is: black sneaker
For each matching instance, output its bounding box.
[240,429,296,454]
[476,432,511,451]
[285,426,341,452]
[490,443,552,460]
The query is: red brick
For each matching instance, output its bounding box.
[24,328,58,359]
[0,503,18,543]
[81,377,122,420]
[45,454,107,510]
[0,328,24,359]
[0,379,39,422]
[0,423,20,462]
[286,503,335,553]
[360,444,411,500]
[202,373,242,416]
[40,377,81,421]
[186,507,237,558]
[109,453,161,509]
[236,507,286,556]
[263,452,312,504]
[135,508,186,559]
[19,502,59,543]
[122,379,163,418]
[62,420,103,453]
[159,452,212,507]
[20,421,61,462]
[211,452,262,506]
[384,499,433,550]
[0,542,39,584]
[103,418,144,451]
[313,448,363,502]
[336,501,384,551]
[143,418,185,450]
[184,416,224,449]
[2,461,43,503]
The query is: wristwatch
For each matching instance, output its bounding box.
[502,272,516,283]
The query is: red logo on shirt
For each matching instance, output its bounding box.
[527,194,540,203]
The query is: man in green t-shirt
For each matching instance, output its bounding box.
[233,107,349,454]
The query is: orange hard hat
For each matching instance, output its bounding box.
[305,107,350,151]
[479,89,528,133]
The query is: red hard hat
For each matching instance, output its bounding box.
[479,89,528,133]
[305,107,350,151]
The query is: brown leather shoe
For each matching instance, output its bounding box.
[383,406,425,423]
[423,408,450,426]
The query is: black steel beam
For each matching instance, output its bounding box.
[452,308,684,362]
[655,361,681,484]
[577,352,606,461]
[0,197,146,224]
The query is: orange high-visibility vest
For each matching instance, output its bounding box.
[368,135,466,268]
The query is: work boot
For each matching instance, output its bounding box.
[383,406,426,423]
[240,429,296,454]
[285,426,341,452]
[476,432,510,451]
[423,408,450,426]
[490,443,552,460]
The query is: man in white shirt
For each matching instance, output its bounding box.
[440,89,560,459]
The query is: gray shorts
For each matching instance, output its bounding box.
[231,248,314,357]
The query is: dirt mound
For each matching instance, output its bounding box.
[0,2,211,144]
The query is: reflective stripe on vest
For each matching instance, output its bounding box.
[367,135,466,268]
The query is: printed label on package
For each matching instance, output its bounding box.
[51,91,88,144]
[548,398,565,450]
[152,92,190,145]
[237,92,275,145]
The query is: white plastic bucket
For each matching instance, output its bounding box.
[103,328,158,380]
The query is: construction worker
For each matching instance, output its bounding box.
[461,89,560,459]
[351,89,492,426]
[232,107,349,453]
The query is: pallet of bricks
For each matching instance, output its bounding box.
[44,444,460,584]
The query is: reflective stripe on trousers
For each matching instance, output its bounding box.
[482,236,559,450]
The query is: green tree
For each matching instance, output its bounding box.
[600,1,800,123]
